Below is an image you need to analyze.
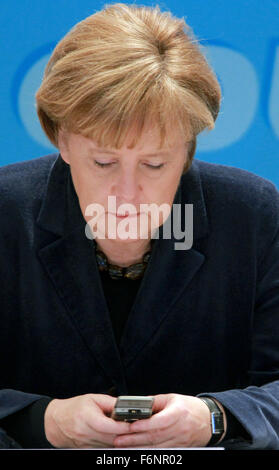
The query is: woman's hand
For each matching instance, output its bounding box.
[113,393,222,448]
[44,393,131,448]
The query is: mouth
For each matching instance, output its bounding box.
[107,211,145,219]
[114,212,139,218]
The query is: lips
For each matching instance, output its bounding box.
[117,213,139,218]
[107,212,141,218]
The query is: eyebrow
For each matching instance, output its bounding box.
[91,148,170,157]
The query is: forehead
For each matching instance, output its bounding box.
[73,122,187,154]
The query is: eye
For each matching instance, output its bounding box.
[145,163,164,170]
[94,160,114,168]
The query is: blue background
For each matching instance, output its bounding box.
[1,0,279,187]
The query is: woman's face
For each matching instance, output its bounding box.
[59,124,189,242]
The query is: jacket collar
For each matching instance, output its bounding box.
[36,154,209,390]
[37,155,84,236]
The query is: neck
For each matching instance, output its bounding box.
[94,238,152,267]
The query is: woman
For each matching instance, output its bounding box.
[0,3,279,449]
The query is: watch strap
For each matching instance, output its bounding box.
[200,397,224,446]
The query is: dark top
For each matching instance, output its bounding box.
[1,154,278,449]
[0,269,248,448]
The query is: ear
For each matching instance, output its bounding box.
[57,128,70,164]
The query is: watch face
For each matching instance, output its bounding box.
[211,412,224,434]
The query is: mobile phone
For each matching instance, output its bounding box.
[111,395,154,422]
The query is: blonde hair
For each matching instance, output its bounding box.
[36,3,221,171]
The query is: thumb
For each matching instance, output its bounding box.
[151,393,173,414]
[89,393,117,414]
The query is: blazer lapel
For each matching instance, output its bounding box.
[119,237,205,366]
[119,163,209,366]
[36,155,127,390]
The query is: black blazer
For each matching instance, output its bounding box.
[0,154,278,449]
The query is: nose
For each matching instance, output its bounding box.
[111,167,141,202]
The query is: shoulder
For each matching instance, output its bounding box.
[192,158,279,216]
[0,153,59,227]
[188,160,279,258]
[0,153,58,193]
[0,153,58,203]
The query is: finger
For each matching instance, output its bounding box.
[86,396,131,434]
[114,430,178,448]
[151,394,170,413]
[85,431,118,448]
[89,411,131,434]
[114,421,180,448]
[90,394,117,413]
[129,400,179,432]
[114,431,161,448]
[78,437,116,448]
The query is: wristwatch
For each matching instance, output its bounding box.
[199,397,225,446]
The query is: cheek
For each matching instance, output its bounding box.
[70,168,108,215]
[151,173,181,206]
